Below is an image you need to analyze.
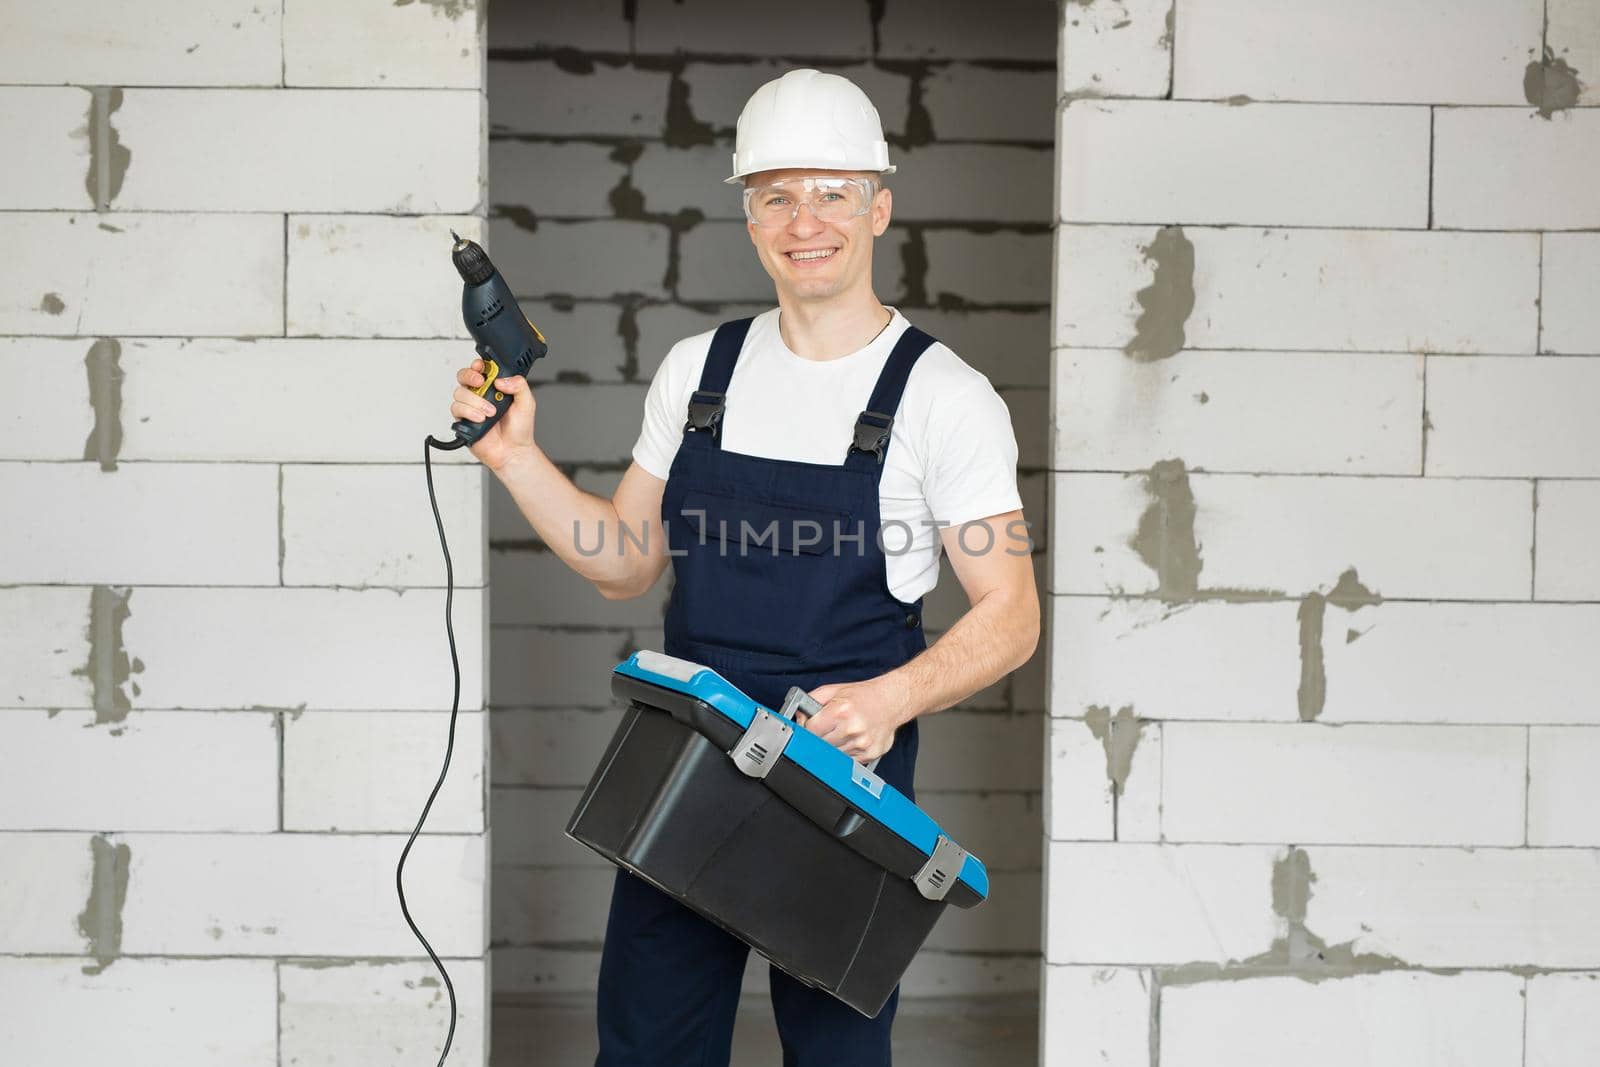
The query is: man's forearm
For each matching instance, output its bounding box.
[492,447,646,590]
[883,587,1040,721]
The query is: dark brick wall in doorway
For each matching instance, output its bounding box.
[484,0,1055,999]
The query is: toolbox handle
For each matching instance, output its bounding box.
[780,687,885,794]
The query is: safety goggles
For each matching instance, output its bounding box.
[741,176,877,228]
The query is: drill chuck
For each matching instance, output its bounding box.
[450,230,495,286]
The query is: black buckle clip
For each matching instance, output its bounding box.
[685,390,726,435]
[850,410,894,463]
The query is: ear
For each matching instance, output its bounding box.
[870,185,892,236]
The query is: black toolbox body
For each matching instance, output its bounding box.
[566,650,988,1018]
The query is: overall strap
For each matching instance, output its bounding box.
[684,317,755,440]
[846,325,937,469]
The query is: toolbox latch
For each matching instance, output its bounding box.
[913,834,968,902]
[850,762,885,799]
[730,710,793,779]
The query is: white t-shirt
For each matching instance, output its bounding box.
[631,306,1024,603]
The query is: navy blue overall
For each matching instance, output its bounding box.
[595,316,938,1067]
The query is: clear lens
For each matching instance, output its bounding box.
[743,176,875,228]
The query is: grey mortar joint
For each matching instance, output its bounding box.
[1524,49,1582,117]
[76,834,131,975]
[277,466,286,584]
[1125,226,1194,362]
[1161,846,1438,987]
[1297,593,1326,721]
[867,0,885,55]
[1084,704,1145,798]
[83,339,124,472]
[663,68,716,149]
[1524,47,1582,119]
[277,710,286,830]
[617,300,642,381]
[606,141,647,220]
[1326,567,1381,612]
[1128,459,1201,601]
[1536,232,1545,353]
[284,956,392,969]
[1530,481,1539,599]
[1273,844,1318,962]
[1084,704,1146,839]
[900,229,930,308]
[84,87,130,211]
[71,585,137,725]
[1163,3,1176,99]
[1298,569,1380,720]
[1148,965,1161,1067]
[901,67,936,148]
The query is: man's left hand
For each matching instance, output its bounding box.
[801,676,916,762]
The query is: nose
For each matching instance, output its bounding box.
[785,200,825,238]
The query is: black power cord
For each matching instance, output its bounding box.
[397,432,470,1065]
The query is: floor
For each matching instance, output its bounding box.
[491,993,1038,1066]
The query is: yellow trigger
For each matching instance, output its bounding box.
[474,358,500,398]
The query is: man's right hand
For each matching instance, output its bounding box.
[452,357,537,473]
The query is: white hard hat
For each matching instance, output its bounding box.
[724,68,896,185]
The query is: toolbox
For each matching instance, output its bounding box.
[565,650,989,1017]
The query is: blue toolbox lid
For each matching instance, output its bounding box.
[613,650,989,902]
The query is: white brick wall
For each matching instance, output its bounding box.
[1534,480,1600,599]
[1303,846,1600,967]
[1,213,284,335]
[1527,972,1600,1067]
[1318,602,1600,725]
[0,88,95,209]
[1427,357,1600,476]
[1433,108,1600,230]
[286,214,483,337]
[1051,472,1530,598]
[280,959,488,1065]
[1542,234,1600,353]
[1039,965,1150,1067]
[1160,972,1524,1067]
[1060,0,1174,99]
[0,463,280,585]
[1171,0,1542,105]
[0,0,282,86]
[1054,225,1540,353]
[0,711,278,831]
[1053,349,1425,474]
[1,958,278,1065]
[113,89,483,212]
[1048,2,1600,1064]
[1060,100,1431,227]
[283,1,483,89]
[0,2,491,1062]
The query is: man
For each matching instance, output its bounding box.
[451,68,1038,1067]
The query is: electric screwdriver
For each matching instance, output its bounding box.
[445,229,549,446]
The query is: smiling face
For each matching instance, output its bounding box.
[744,168,892,305]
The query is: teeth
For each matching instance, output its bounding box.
[789,249,835,261]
